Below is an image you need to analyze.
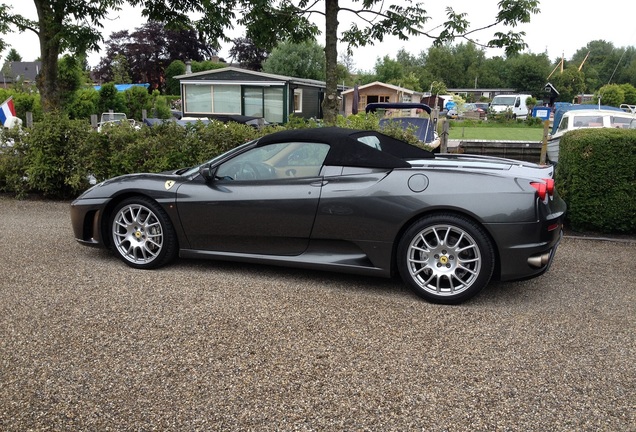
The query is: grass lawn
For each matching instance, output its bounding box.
[447,121,546,141]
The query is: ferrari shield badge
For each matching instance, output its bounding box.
[164,180,175,190]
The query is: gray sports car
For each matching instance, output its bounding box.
[71,127,566,304]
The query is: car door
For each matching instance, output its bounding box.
[176,141,330,256]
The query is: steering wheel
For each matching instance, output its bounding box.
[233,161,276,180]
[236,161,258,180]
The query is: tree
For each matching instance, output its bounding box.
[572,40,625,90]
[164,60,186,96]
[98,82,126,114]
[308,0,540,122]
[0,1,118,111]
[95,22,212,91]
[506,52,551,95]
[451,43,486,89]
[424,45,459,87]
[374,56,404,84]
[339,52,355,74]
[550,66,585,103]
[190,60,226,73]
[596,84,624,107]
[476,56,507,89]
[0,0,540,118]
[0,0,235,111]
[229,37,269,71]
[57,54,85,107]
[620,83,636,105]
[111,54,132,84]
[5,47,21,62]
[0,47,21,83]
[262,40,326,81]
[94,30,130,83]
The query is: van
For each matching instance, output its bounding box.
[490,94,532,119]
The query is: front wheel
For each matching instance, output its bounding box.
[397,214,495,304]
[110,197,178,269]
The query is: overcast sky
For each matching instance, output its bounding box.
[2,0,636,73]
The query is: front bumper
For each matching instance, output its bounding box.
[70,198,109,248]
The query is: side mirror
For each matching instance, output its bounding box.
[199,164,217,182]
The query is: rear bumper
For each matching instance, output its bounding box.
[486,219,564,282]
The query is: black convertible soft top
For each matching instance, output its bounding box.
[256,127,434,169]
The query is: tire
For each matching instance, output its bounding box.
[397,214,495,304]
[110,197,178,269]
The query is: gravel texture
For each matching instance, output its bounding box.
[0,197,634,431]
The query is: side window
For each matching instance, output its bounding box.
[273,142,330,177]
[557,117,569,133]
[294,89,303,113]
[356,135,381,150]
[215,142,329,181]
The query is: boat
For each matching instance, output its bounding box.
[365,102,440,150]
[547,106,635,164]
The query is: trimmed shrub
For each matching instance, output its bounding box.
[23,113,95,198]
[66,88,100,120]
[556,128,636,234]
[122,86,152,121]
[0,126,29,197]
[98,83,126,114]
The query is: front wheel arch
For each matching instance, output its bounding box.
[107,195,178,269]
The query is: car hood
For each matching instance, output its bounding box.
[410,154,554,179]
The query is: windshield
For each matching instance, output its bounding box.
[181,139,258,176]
[491,96,516,106]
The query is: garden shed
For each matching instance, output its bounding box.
[175,66,344,123]
[342,82,423,116]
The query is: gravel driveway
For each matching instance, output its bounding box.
[1,198,634,431]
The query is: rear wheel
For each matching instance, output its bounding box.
[110,197,177,269]
[397,214,494,304]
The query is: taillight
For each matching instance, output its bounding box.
[544,178,555,195]
[531,182,547,200]
[531,178,555,201]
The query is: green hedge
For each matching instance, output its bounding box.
[556,128,636,234]
[0,114,275,199]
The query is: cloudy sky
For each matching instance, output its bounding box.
[2,0,636,72]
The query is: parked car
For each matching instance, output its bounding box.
[97,112,139,132]
[446,107,459,119]
[71,127,565,304]
[460,103,488,120]
[143,115,268,128]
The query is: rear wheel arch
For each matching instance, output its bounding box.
[392,210,499,269]
[394,211,498,304]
